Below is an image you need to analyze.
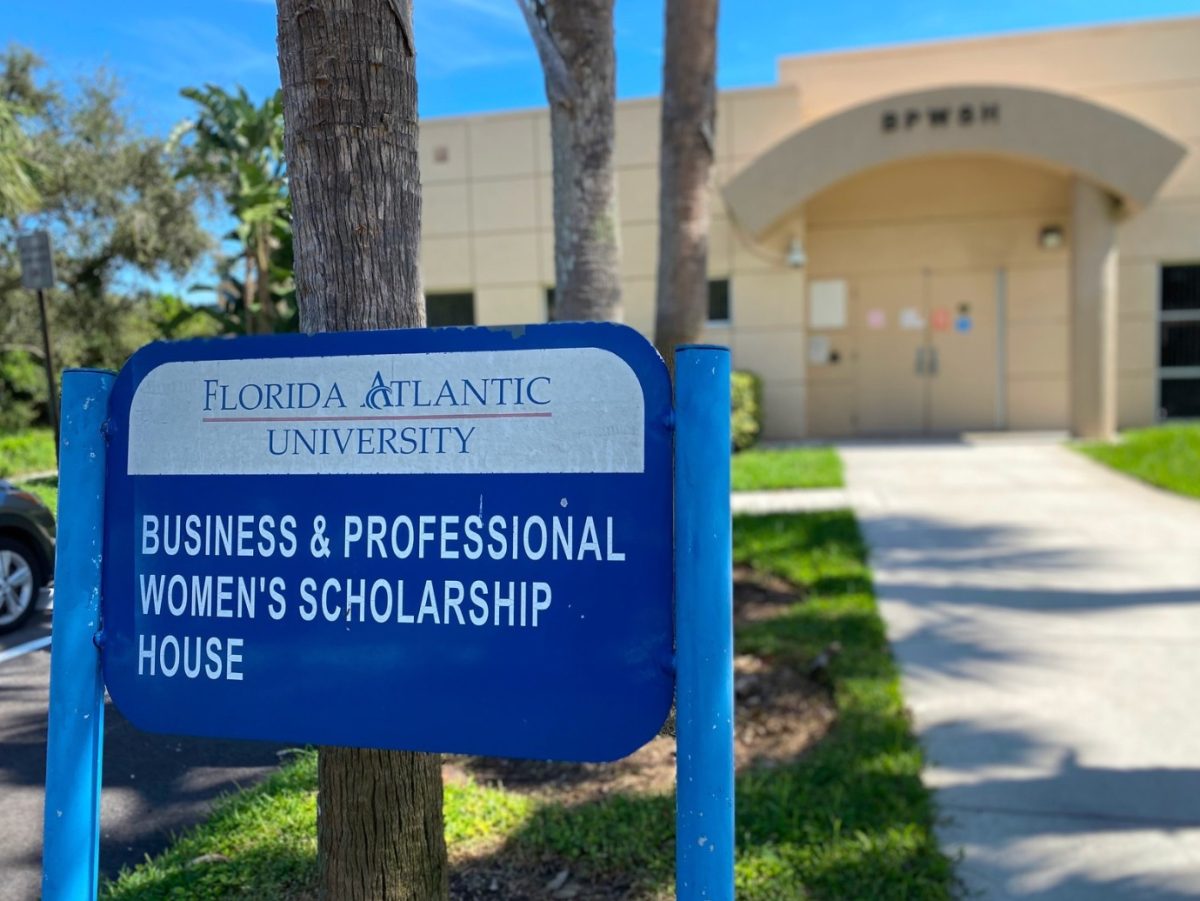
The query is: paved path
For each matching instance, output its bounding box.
[731,486,851,514]
[841,439,1200,899]
[0,609,285,901]
[10,469,57,482]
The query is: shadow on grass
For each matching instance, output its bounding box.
[103,844,317,901]
[451,703,948,899]
[453,513,953,900]
[100,511,957,900]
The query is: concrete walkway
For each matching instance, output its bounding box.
[841,439,1200,899]
[731,486,851,514]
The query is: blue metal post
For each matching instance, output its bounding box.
[674,345,734,900]
[42,368,114,901]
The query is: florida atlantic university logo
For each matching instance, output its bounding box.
[362,373,394,410]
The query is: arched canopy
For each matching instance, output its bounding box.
[723,85,1186,238]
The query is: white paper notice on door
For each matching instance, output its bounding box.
[809,280,847,330]
[899,307,926,331]
[808,335,832,365]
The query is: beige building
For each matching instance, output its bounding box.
[417,16,1199,439]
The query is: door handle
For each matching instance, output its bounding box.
[914,346,926,375]
[928,346,939,376]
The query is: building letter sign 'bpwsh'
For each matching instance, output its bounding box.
[881,102,1000,132]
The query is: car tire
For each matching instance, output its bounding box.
[0,537,44,635]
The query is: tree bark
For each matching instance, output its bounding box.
[276,2,446,899]
[254,228,276,332]
[653,0,719,374]
[278,0,424,334]
[243,252,259,334]
[316,748,446,900]
[519,0,621,322]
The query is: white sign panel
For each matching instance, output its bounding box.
[808,280,848,330]
[899,307,926,331]
[128,348,644,476]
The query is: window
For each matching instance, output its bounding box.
[708,279,731,324]
[546,282,730,324]
[1159,264,1200,420]
[1161,320,1200,368]
[1162,264,1200,311]
[425,292,475,327]
[1160,378,1200,419]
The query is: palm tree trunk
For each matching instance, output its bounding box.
[243,253,259,334]
[653,0,719,374]
[255,228,275,331]
[275,1,445,898]
[520,0,621,322]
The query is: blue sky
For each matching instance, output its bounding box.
[5,0,1200,137]
[6,0,1199,300]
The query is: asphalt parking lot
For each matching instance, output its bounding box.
[0,596,285,901]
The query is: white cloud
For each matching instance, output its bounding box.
[415,0,533,76]
[119,17,278,88]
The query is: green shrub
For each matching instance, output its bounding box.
[732,369,763,451]
[0,351,47,432]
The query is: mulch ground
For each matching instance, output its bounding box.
[445,565,837,900]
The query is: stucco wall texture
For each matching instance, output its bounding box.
[417,16,1199,438]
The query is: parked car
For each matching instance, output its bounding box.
[0,481,55,634]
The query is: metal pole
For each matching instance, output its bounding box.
[35,288,60,465]
[674,344,734,900]
[42,368,114,901]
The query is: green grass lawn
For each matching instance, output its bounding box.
[17,476,58,515]
[101,512,952,900]
[1077,423,1200,498]
[0,427,58,516]
[731,446,843,492]
[0,427,56,478]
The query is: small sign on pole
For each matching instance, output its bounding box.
[17,230,55,291]
[43,323,734,899]
[17,230,60,461]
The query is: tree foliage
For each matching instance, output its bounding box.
[172,85,295,335]
[0,47,212,427]
[0,95,41,219]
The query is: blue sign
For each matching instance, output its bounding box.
[100,323,673,762]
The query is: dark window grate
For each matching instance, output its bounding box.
[1161,378,1200,420]
[1159,264,1200,420]
[1162,264,1200,312]
[1161,321,1200,368]
[708,279,731,323]
[426,292,475,327]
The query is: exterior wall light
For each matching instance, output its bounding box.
[786,237,807,268]
[1039,225,1065,250]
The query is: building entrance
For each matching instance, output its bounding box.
[854,267,1002,435]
